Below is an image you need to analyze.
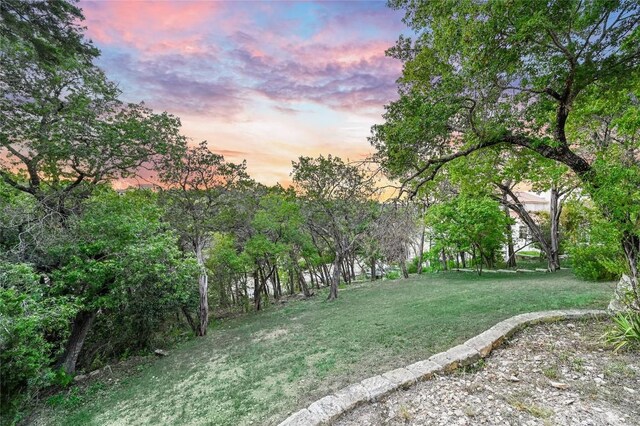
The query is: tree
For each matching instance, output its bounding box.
[1,0,198,375]
[292,155,378,300]
[1,17,185,217]
[206,233,251,310]
[374,0,640,309]
[447,149,570,270]
[49,190,197,374]
[426,195,510,273]
[159,142,249,335]
[0,0,97,67]
[374,202,420,278]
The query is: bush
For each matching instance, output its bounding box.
[605,312,640,352]
[570,244,624,281]
[385,270,401,280]
[407,256,425,274]
[0,263,78,424]
[564,202,625,282]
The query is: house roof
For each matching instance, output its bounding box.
[513,191,548,204]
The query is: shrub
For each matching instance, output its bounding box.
[605,312,640,352]
[407,256,424,274]
[564,203,625,282]
[385,270,401,280]
[570,244,623,281]
[0,263,78,424]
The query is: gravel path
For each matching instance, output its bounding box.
[336,320,639,426]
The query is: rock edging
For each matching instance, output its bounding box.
[277,309,607,426]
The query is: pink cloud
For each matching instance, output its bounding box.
[78,1,407,184]
[81,1,219,55]
[230,41,401,113]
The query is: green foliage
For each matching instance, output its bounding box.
[51,190,197,309]
[50,368,74,388]
[605,312,640,352]
[46,386,85,410]
[0,0,98,67]
[52,190,199,360]
[571,245,623,282]
[406,256,424,274]
[426,195,510,271]
[206,233,250,308]
[385,269,401,280]
[564,201,625,282]
[0,262,78,423]
[374,0,640,306]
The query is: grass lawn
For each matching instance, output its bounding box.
[36,270,615,426]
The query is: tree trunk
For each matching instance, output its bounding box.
[253,269,262,311]
[349,256,356,280]
[341,258,350,284]
[370,257,376,281]
[400,260,409,279]
[502,191,517,268]
[621,232,640,311]
[461,251,466,268]
[308,264,317,289]
[322,264,331,286]
[58,310,97,374]
[417,205,426,274]
[288,268,295,295]
[328,252,340,300]
[496,184,557,271]
[196,245,209,336]
[441,249,448,271]
[298,270,312,297]
[549,186,562,271]
[182,306,197,334]
[273,264,281,300]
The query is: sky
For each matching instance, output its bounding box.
[78,0,407,186]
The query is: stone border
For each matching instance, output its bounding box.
[277,309,607,426]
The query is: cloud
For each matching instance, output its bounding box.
[230,42,401,113]
[95,50,247,120]
[79,0,407,184]
[81,1,219,55]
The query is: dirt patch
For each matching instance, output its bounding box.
[252,328,289,343]
[336,320,639,425]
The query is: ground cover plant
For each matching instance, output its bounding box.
[34,270,613,426]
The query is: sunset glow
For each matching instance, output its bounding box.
[79,0,405,185]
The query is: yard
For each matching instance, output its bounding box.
[35,270,614,426]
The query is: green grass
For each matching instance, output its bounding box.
[38,270,614,426]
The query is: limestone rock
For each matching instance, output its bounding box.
[278,408,321,426]
[405,360,441,381]
[429,344,480,372]
[382,367,417,389]
[308,395,345,423]
[360,375,395,401]
[608,274,634,313]
[333,383,369,411]
[549,381,569,390]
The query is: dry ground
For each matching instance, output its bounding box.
[336,320,639,426]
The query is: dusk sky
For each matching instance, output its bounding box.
[78,1,407,186]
